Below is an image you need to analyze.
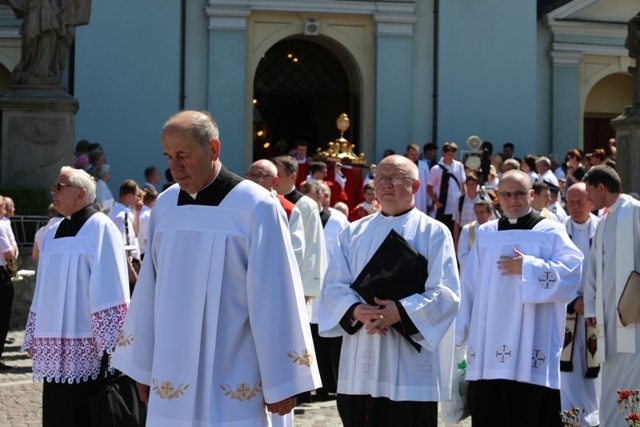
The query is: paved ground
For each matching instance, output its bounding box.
[0,329,471,427]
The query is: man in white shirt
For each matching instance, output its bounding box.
[0,196,16,370]
[404,144,430,215]
[536,156,560,188]
[457,199,493,273]
[453,173,481,250]
[109,180,141,261]
[427,142,466,233]
[138,187,157,260]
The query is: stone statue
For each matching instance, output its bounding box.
[0,0,91,85]
[626,10,640,107]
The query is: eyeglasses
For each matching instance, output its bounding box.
[374,175,414,186]
[246,172,274,179]
[52,182,79,191]
[497,191,529,200]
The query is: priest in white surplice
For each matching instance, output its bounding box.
[22,167,130,426]
[456,170,583,427]
[112,111,321,426]
[583,165,640,427]
[560,182,601,426]
[318,155,460,427]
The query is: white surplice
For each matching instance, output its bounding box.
[456,219,582,390]
[414,159,431,214]
[584,195,640,426]
[318,208,460,402]
[294,195,327,299]
[112,182,321,427]
[22,213,130,383]
[457,220,479,274]
[561,214,600,426]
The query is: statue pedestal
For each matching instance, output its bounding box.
[0,86,78,190]
[611,106,640,194]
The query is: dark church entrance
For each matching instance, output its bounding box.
[252,38,356,161]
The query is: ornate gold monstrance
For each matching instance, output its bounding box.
[314,113,366,166]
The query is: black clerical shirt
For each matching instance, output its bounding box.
[283,188,303,205]
[177,165,243,207]
[54,205,99,239]
[497,210,544,231]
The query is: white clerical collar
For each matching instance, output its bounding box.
[507,208,533,224]
[188,168,221,199]
[381,206,414,218]
[284,186,296,196]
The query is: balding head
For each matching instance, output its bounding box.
[497,170,532,219]
[247,159,278,191]
[162,111,221,194]
[566,182,593,224]
[379,155,419,180]
[375,155,420,215]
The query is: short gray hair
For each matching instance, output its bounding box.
[163,111,219,148]
[61,166,97,204]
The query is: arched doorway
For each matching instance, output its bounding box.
[584,72,633,155]
[252,38,356,160]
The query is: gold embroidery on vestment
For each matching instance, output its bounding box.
[287,348,315,367]
[117,330,134,347]
[152,378,190,400]
[220,381,262,402]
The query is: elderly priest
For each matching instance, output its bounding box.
[318,154,460,427]
[112,111,320,426]
[22,166,130,426]
[456,170,583,427]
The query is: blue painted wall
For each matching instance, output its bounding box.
[438,0,538,158]
[375,35,414,162]
[208,29,247,175]
[74,0,183,192]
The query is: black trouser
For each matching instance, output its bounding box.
[467,379,562,427]
[43,376,105,427]
[0,272,14,357]
[337,394,438,427]
[310,323,341,394]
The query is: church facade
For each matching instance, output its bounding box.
[0,0,635,188]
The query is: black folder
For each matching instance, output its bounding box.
[350,229,428,305]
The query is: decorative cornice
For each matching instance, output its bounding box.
[206,0,416,34]
[206,7,252,31]
[373,12,417,37]
[545,0,603,20]
[543,18,627,38]
[552,42,628,57]
[549,49,583,66]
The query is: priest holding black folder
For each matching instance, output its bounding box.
[318,155,460,427]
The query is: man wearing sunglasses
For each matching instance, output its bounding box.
[22,167,130,425]
[456,169,583,427]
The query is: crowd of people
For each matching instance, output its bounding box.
[1,111,637,427]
